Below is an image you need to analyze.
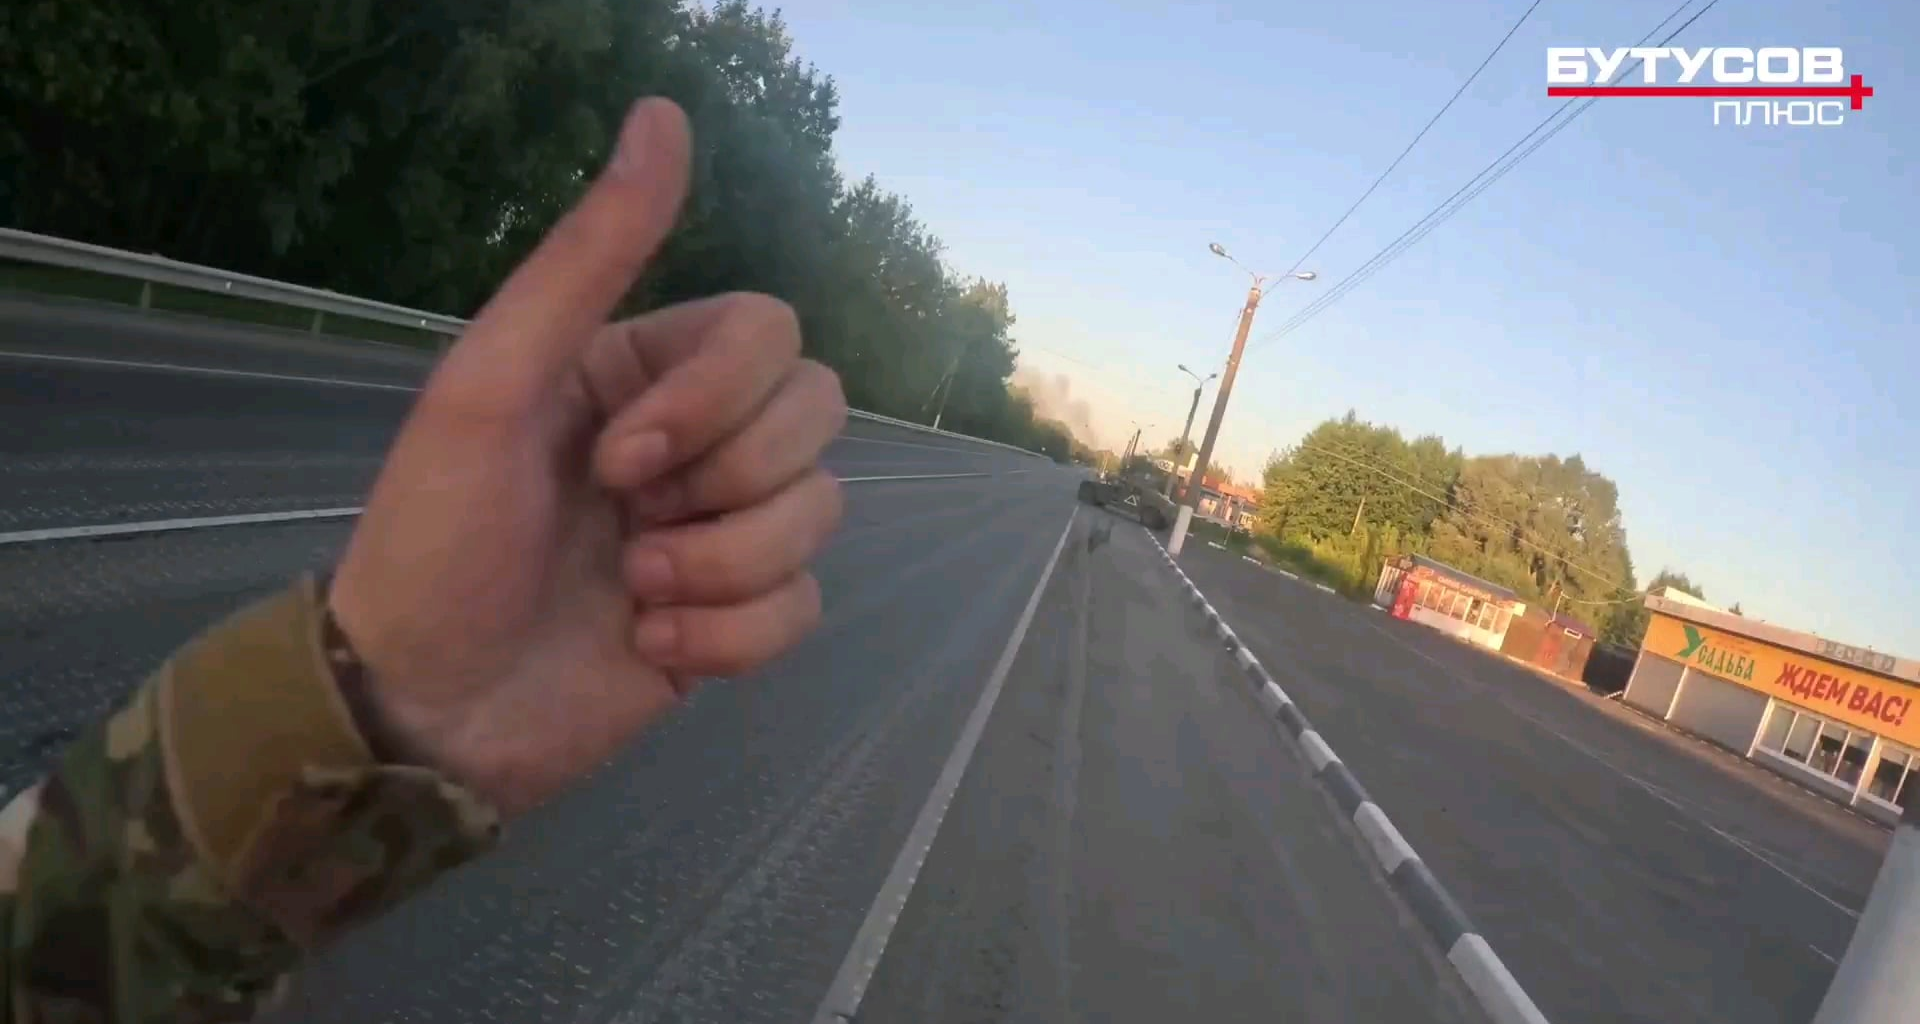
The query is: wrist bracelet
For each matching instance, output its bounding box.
[315,571,427,768]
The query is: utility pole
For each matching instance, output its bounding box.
[928,369,958,431]
[1167,243,1315,557]
[1168,284,1260,553]
[928,334,981,431]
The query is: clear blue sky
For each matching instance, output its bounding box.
[770,0,1917,653]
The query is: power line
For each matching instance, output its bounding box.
[1251,0,1719,353]
[1279,0,1547,280]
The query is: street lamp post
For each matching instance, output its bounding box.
[1166,243,1317,556]
[1119,420,1153,471]
[1167,363,1217,498]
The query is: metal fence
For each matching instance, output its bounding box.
[0,226,1047,459]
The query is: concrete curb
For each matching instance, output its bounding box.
[1148,531,1551,1024]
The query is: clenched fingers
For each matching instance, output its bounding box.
[630,572,824,677]
[680,361,846,513]
[621,469,842,606]
[606,360,845,524]
[592,293,801,490]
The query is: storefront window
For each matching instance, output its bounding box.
[1760,704,1882,790]
[1810,724,1849,775]
[1760,706,1792,752]
[1839,731,1872,786]
[1869,746,1916,809]
[1493,607,1511,633]
[1454,596,1472,621]
[1782,712,1819,762]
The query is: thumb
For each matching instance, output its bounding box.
[432,98,693,413]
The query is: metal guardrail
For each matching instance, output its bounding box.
[0,227,1050,460]
[0,228,466,336]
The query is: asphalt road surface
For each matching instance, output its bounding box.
[15,295,1876,1023]
[0,296,1036,534]
[854,515,1483,1024]
[2,298,1487,1022]
[1172,541,1891,1024]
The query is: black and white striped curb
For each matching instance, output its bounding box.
[1148,531,1551,1024]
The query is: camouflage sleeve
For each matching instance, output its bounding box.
[0,576,501,1024]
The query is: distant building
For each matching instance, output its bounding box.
[1373,554,1597,680]
[1374,554,1524,652]
[1169,468,1261,530]
[1198,481,1260,529]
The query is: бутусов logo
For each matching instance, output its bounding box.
[1546,47,1874,127]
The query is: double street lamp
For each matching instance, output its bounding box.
[1167,364,1217,497]
[1166,243,1318,555]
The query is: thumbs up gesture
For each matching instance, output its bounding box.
[327,98,847,817]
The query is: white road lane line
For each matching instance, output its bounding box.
[0,507,365,545]
[0,349,419,391]
[838,473,990,483]
[0,474,1018,546]
[811,507,1078,1023]
[1362,614,1865,920]
[835,435,993,455]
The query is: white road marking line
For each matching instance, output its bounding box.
[838,472,990,483]
[0,349,418,391]
[1809,943,1838,965]
[835,435,992,455]
[0,507,364,545]
[811,508,1078,1023]
[1360,614,1864,920]
[1152,529,1552,1024]
[0,473,1013,546]
[0,352,1049,460]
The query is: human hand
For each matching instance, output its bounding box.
[327,98,847,817]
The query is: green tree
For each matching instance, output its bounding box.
[1249,411,1659,637]
[0,0,1086,458]
[1259,412,1459,544]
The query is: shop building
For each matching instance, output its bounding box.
[1374,554,1523,652]
[1624,592,1920,823]
[1373,555,1599,679]
[1166,463,1261,530]
[1196,481,1260,530]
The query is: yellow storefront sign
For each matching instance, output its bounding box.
[1645,613,1920,748]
